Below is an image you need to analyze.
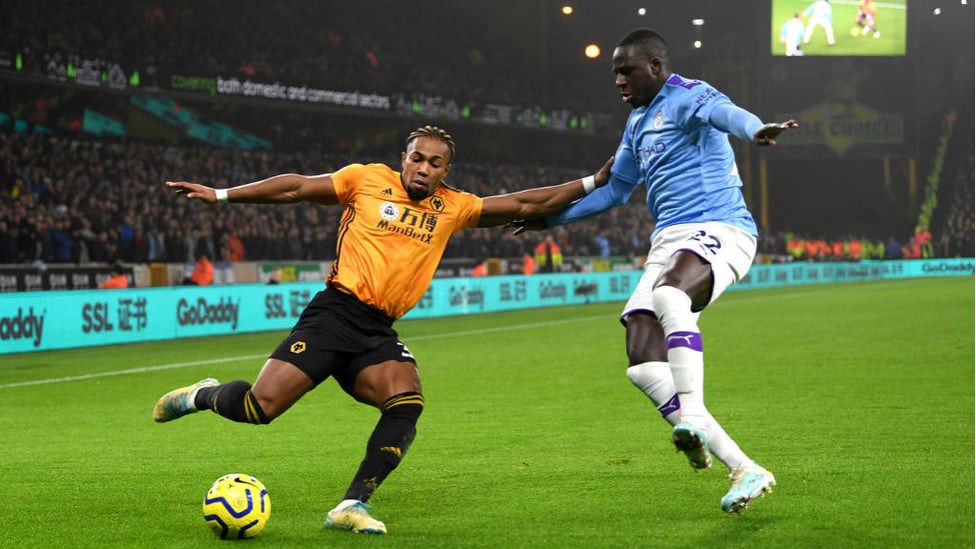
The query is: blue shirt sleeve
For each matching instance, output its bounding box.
[545,131,642,227]
[544,171,638,227]
[707,102,764,143]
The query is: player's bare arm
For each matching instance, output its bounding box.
[166,173,340,206]
[753,119,799,146]
[477,156,614,228]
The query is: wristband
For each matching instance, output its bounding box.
[581,175,596,194]
[215,188,229,203]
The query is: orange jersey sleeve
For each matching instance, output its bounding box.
[327,163,483,319]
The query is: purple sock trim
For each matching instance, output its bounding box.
[666,331,703,352]
[658,393,681,418]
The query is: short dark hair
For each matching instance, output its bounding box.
[406,125,456,163]
[617,28,670,61]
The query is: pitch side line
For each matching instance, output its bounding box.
[0,355,269,389]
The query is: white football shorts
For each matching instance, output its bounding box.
[622,222,757,321]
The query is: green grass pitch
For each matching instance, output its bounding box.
[771,0,908,56]
[0,277,972,548]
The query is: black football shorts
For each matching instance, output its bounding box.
[270,288,416,396]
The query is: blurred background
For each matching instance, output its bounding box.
[0,0,972,287]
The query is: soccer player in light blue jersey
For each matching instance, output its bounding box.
[516,28,796,513]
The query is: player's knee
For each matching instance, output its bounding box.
[251,393,280,423]
[652,285,701,334]
[210,380,271,425]
[652,285,692,317]
[382,392,425,424]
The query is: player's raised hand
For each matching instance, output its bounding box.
[166,181,219,204]
[753,119,798,146]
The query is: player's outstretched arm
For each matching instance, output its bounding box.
[476,157,614,228]
[166,173,339,206]
[753,119,799,146]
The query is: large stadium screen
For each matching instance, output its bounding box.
[771,0,907,57]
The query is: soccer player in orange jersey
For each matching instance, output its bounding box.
[153,125,613,535]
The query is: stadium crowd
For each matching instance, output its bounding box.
[2,129,971,270]
[0,131,653,267]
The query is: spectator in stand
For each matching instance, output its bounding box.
[494,231,524,258]
[182,251,214,285]
[785,233,804,261]
[222,231,246,262]
[165,222,189,264]
[0,219,18,262]
[861,238,884,260]
[195,226,218,263]
[831,239,844,260]
[522,251,535,275]
[884,236,902,259]
[912,225,933,259]
[48,215,74,262]
[847,238,862,260]
[534,234,562,273]
[594,230,612,258]
[119,213,136,252]
[99,261,129,289]
[146,223,167,262]
[285,225,304,260]
[127,224,151,262]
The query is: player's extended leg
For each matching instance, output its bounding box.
[653,251,754,472]
[326,360,424,535]
[625,309,752,471]
[626,311,711,470]
[152,358,313,424]
[655,250,775,512]
[624,257,754,472]
[654,251,712,430]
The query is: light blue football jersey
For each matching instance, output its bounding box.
[549,73,760,240]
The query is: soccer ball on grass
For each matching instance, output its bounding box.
[202,473,271,539]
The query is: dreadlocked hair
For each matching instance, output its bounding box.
[406,125,456,163]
